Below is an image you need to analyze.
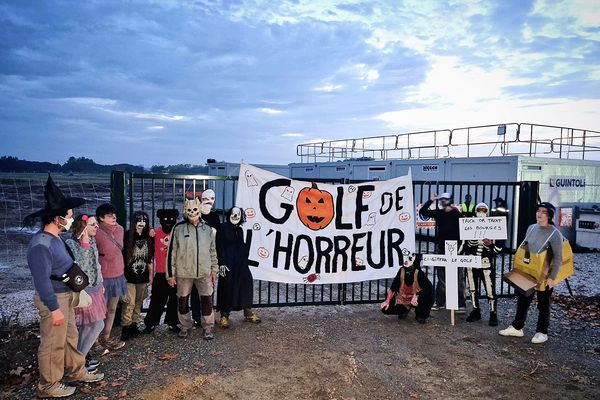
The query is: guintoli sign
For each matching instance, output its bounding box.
[549,176,586,190]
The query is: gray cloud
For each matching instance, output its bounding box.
[1,0,599,166]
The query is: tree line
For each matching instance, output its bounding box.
[0,156,208,174]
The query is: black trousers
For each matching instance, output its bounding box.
[434,267,466,308]
[381,295,433,320]
[512,288,553,334]
[144,273,179,327]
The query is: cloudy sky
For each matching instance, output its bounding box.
[1,0,599,167]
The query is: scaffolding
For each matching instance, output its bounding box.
[296,123,600,163]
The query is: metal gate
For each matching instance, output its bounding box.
[110,171,539,307]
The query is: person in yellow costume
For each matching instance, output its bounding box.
[499,202,562,344]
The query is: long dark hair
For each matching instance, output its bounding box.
[124,211,153,265]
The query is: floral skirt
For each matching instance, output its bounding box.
[75,283,108,326]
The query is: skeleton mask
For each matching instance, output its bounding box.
[184,198,201,222]
[230,207,242,225]
[201,189,215,207]
[475,202,489,218]
[404,253,416,269]
[200,203,212,215]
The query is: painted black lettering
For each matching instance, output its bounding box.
[259,178,293,224]
[355,184,374,229]
[315,237,333,274]
[272,230,293,270]
[335,186,353,229]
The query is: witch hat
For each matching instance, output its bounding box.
[22,174,85,226]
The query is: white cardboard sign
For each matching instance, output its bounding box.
[459,216,507,240]
[421,241,482,311]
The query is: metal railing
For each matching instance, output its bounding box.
[296,122,600,162]
[112,172,540,307]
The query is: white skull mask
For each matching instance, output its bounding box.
[403,253,417,269]
[201,189,215,208]
[184,198,201,221]
[230,207,242,225]
[200,204,212,215]
[475,202,489,218]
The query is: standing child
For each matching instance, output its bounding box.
[66,214,107,372]
[463,202,502,326]
[121,211,154,340]
[95,203,126,351]
[144,209,180,334]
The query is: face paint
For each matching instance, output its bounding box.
[59,216,74,231]
[135,214,148,230]
[476,209,488,217]
[230,207,242,225]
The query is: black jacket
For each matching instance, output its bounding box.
[419,199,464,249]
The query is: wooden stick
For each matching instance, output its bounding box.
[451,309,455,326]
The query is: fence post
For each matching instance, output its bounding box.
[110,170,127,227]
[517,181,540,245]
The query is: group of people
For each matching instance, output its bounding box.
[25,176,564,398]
[381,192,563,346]
[24,176,259,398]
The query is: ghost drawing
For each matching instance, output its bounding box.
[281,186,295,202]
[366,212,376,226]
[245,170,258,187]
[298,255,310,270]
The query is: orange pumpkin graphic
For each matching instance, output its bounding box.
[296,183,334,230]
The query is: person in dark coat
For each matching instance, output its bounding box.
[418,192,465,310]
[380,253,434,323]
[216,207,261,328]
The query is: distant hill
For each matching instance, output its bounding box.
[0,156,209,174]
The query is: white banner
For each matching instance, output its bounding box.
[236,164,416,284]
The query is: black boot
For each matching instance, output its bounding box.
[120,325,131,341]
[130,324,142,336]
[466,308,481,322]
[489,312,498,326]
[143,324,155,334]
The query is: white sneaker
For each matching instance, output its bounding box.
[499,325,524,337]
[531,332,548,344]
[36,383,76,398]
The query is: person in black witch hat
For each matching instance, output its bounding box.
[24,175,105,398]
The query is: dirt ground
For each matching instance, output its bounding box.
[2,297,599,400]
